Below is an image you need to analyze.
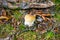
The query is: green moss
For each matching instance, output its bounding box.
[0,24,14,38]
[17,31,37,40]
[19,24,26,31]
[45,31,54,40]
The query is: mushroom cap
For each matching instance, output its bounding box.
[24,14,36,26]
[24,14,35,22]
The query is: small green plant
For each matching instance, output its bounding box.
[44,31,54,40]
[19,24,26,31]
[13,11,22,21]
